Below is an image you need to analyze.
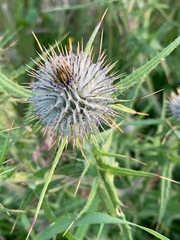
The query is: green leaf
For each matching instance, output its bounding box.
[75,178,99,217]
[0,166,16,176]
[0,132,11,167]
[63,178,99,236]
[115,36,180,92]
[158,160,173,225]
[35,212,169,240]
[95,150,144,165]
[0,31,17,49]
[98,162,156,177]
[0,70,32,98]
[64,232,79,240]
[112,103,141,115]
[122,119,165,127]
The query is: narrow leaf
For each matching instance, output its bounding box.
[112,103,147,115]
[95,150,145,165]
[63,178,99,236]
[0,71,32,98]
[115,36,180,92]
[158,160,173,225]
[35,212,169,240]
[0,133,11,167]
[98,162,156,177]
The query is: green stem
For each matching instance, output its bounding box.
[25,137,67,240]
[104,172,132,240]
[96,157,133,240]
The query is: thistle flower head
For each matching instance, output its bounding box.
[170,88,180,120]
[29,40,119,144]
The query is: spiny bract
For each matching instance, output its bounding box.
[30,42,119,143]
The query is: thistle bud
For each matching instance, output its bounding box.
[29,42,118,144]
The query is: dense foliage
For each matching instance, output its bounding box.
[0,1,179,239]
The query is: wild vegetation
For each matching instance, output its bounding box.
[0,1,179,239]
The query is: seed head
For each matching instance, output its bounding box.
[29,41,118,144]
[169,88,180,120]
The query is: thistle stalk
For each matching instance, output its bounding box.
[25,137,67,240]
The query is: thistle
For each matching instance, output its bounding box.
[29,39,119,144]
[169,88,180,120]
[26,23,121,239]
